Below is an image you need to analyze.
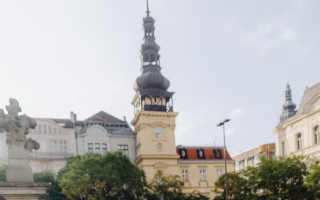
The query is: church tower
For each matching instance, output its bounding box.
[279,83,296,125]
[131,2,179,180]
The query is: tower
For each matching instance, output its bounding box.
[279,83,296,125]
[131,2,179,180]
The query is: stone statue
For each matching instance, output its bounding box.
[0,98,40,182]
[0,98,39,152]
[0,99,50,199]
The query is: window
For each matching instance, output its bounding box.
[50,140,67,153]
[281,141,286,156]
[216,167,224,177]
[60,140,67,152]
[48,126,51,134]
[296,133,302,151]
[253,155,259,166]
[118,144,129,156]
[38,125,42,133]
[49,140,57,152]
[314,126,319,145]
[44,125,47,134]
[88,143,93,153]
[197,149,205,159]
[213,149,222,159]
[234,162,239,172]
[179,148,188,159]
[95,143,100,153]
[182,169,189,182]
[199,168,206,181]
[102,143,107,154]
[244,159,248,168]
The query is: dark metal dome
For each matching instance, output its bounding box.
[136,66,170,91]
[279,83,296,124]
[134,6,171,94]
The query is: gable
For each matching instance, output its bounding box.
[84,125,110,140]
[309,96,320,113]
[297,82,320,114]
[85,111,123,123]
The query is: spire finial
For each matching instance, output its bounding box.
[146,0,150,16]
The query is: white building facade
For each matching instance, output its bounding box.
[76,111,136,162]
[28,116,78,174]
[274,82,320,159]
[24,111,136,174]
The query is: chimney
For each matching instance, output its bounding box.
[70,111,76,122]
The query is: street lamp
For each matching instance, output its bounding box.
[217,119,231,200]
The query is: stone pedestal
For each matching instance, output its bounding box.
[0,182,51,200]
[6,148,33,182]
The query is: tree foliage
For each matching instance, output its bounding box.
[306,161,320,199]
[0,165,6,182]
[214,156,310,200]
[57,152,146,200]
[254,156,308,199]
[34,170,66,200]
[146,171,209,200]
[214,172,256,200]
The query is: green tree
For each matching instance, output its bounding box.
[0,165,6,182]
[214,156,310,200]
[34,170,66,200]
[254,156,308,200]
[146,171,209,200]
[57,152,146,200]
[306,161,320,199]
[214,172,257,200]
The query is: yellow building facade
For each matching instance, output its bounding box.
[131,6,234,199]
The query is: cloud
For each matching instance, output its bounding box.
[229,108,244,119]
[226,128,235,135]
[242,19,297,55]
[281,28,296,42]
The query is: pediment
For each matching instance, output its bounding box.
[307,95,320,113]
[153,162,169,169]
[84,125,110,139]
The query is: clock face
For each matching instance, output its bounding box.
[154,128,163,138]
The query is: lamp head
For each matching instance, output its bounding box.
[217,119,231,126]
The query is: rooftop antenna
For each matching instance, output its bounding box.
[146,0,150,16]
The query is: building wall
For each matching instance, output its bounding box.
[274,110,320,158]
[28,118,77,173]
[178,160,234,199]
[76,125,136,162]
[232,143,275,172]
[274,86,320,159]
[132,110,180,181]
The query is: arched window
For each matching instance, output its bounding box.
[296,133,302,151]
[314,125,319,145]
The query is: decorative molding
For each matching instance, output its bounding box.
[153,162,169,169]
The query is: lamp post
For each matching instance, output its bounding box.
[217,119,231,200]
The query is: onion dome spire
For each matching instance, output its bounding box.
[135,1,171,94]
[279,83,296,124]
[133,1,174,112]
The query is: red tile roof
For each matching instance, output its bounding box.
[176,146,232,160]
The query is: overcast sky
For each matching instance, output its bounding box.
[0,1,319,156]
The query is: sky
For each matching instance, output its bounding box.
[0,0,319,156]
